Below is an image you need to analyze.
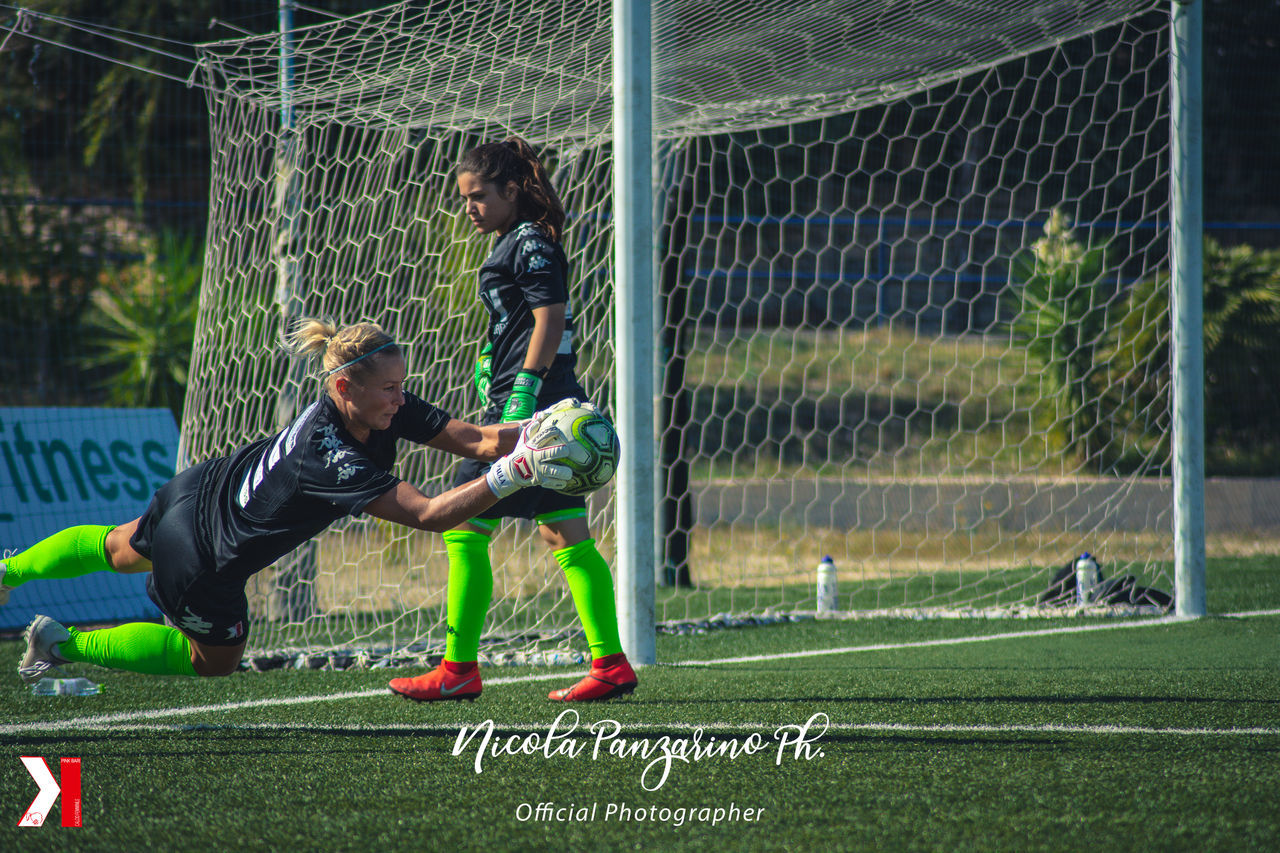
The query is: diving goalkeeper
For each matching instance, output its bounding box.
[1,318,573,681]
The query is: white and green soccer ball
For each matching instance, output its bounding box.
[528,404,620,496]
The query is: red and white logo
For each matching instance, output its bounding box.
[513,456,533,481]
[18,757,80,828]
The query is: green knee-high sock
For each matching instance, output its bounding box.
[555,539,623,659]
[1,525,115,587]
[60,623,197,677]
[443,530,494,663]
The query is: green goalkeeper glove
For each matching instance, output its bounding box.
[474,342,494,406]
[500,369,544,422]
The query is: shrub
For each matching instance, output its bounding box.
[0,188,115,404]
[1112,238,1280,474]
[1004,209,1118,465]
[80,230,201,420]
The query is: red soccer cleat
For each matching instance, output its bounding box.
[548,655,637,702]
[389,663,482,702]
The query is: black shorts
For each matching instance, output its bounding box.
[458,380,590,523]
[131,462,250,647]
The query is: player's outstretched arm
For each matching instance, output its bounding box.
[427,418,522,462]
[427,399,597,463]
[363,479,502,532]
[364,424,572,531]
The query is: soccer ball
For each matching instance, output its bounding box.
[526,404,620,496]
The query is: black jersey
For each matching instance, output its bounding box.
[478,221,578,400]
[183,392,449,583]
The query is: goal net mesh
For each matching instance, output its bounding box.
[186,0,1172,665]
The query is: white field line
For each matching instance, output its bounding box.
[675,608,1280,666]
[4,720,1279,737]
[2,608,1277,737]
[676,614,1183,666]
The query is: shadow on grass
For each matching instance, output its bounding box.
[654,693,1280,706]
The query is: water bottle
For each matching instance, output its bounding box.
[31,677,101,696]
[1075,553,1100,605]
[816,556,838,613]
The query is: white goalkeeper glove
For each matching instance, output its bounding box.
[527,397,603,430]
[485,421,573,498]
[510,399,581,435]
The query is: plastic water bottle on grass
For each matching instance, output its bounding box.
[31,677,100,696]
[1075,553,1101,605]
[817,556,838,613]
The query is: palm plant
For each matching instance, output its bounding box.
[80,230,201,420]
[1005,209,1114,463]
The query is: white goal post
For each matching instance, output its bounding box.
[183,0,1197,667]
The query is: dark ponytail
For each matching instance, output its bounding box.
[457,136,565,242]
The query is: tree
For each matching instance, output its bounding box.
[1112,238,1280,473]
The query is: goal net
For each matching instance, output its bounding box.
[186,0,1173,666]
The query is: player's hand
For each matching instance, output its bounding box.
[521,398,580,445]
[528,397,580,429]
[528,397,603,425]
[523,399,579,445]
[523,397,606,442]
[500,369,544,422]
[474,342,494,407]
[484,421,572,497]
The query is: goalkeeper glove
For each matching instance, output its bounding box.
[523,397,599,433]
[485,421,573,498]
[474,342,494,407]
[500,369,544,422]
[521,397,604,441]
[534,397,581,421]
[534,397,603,421]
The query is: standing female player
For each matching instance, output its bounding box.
[1,318,572,681]
[388,137,637,703]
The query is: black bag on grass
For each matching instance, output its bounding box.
[1037,558,1173,609]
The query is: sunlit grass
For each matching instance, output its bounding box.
[240,517,1278,656]
[671,326,1102,477]
[688,325,1025,415]
[2,560,1277,853]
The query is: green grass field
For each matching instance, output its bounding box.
[2,557,1278,852]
